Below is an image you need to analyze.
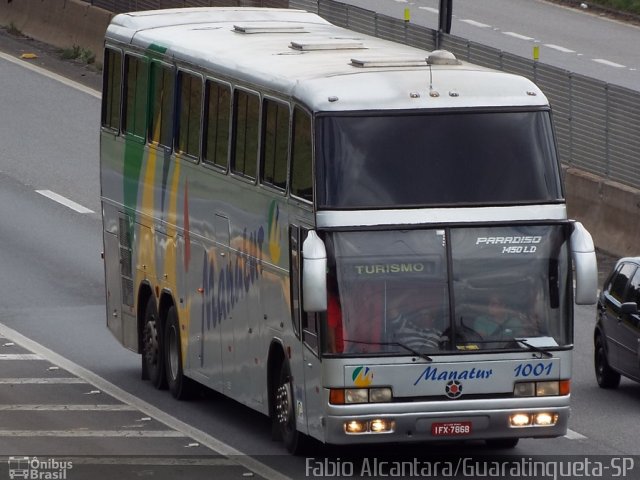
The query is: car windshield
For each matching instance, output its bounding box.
[315,109,563,208]
[320,225,572,356]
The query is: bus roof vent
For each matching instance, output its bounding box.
[290,39,365,51]
[351,56,427,68]
[426,50,461,65]
[233,23,307,34]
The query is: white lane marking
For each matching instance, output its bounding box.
[0,354,42,360]
[418,7,439,14]
[544,44,576,53]
[0,430,186,437]
[564,429,588,440]
[503,31,535,41]
[0,404,137,411]
[0,322,293,480]
[593,58,627,68]
[0,51,100,98]
[460,19,491,28]
[36,190,94,214]
[0,378,86,384]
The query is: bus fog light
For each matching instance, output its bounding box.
[514,382,535,397]
[369,419,394,433]
[536,381,559,396]
[510,413,531,427]
[534,412,558,426]
[345,389,368,404]
[345,420,367,434]
[369,387,392,403]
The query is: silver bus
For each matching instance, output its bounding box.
[100,7,598,453]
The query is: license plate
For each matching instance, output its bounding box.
[431,421,472,436]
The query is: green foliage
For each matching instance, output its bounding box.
[587,0,640,15]
[59,45,96,64]
[7,22,21,36]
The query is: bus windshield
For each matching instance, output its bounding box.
[321,224,571,356]
[315,110,563,208]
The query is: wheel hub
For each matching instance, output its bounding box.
[275,382,292,425]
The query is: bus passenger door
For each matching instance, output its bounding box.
[292,226,324,439]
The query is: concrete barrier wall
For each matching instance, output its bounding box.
[0,0,636,258]
[0,0,112,65]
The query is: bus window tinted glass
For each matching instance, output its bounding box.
[123,55,148,139]
[203,80,231,169]
[149,62,175,148]
[291,107,313,201]
[316,110,563,208]
[101,48,122,131]
[177,71,202,159]
[261,99,289,190]
[232,89,259,179]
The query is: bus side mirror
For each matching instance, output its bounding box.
[570,222,598,305]
[302,230,327,312]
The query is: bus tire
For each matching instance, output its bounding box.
[595,335,620,389]
[274,361,308,455]
[165,305,197,400]
[486,437,519,449]
[142,296,167,390]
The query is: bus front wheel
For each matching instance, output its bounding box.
[142,296,166,390]
[274,362,307,455]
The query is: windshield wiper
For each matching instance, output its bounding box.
[343,339,432,362]
[514,338,553,358]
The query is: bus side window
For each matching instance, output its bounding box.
[260,98,289,190]
[148,61,175,148]
[290,106,313,202]
[101,48,122,132]
[122,54,149,140]
[176,70,203,160]
[232,88,260,179]
[203,79,231,170]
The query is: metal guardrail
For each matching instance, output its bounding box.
[83,0,640,191]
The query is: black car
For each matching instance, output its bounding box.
[594,257,640,388]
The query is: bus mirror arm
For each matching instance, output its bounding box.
[302,230,328,312]
[570,222,598,305]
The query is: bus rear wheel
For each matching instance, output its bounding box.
[142,296,166,389]
[274,362,307,455]
[164,305,197,400]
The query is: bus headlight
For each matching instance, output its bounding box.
[344,419,395,434]
[329,387,393,404]
[534,412,558,426]
[514,380,569,397]
[369,388,393,403]
[510,413,532,427]
[345,389,369,404]
[536,381,559,396]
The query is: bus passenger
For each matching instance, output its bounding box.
[387,287,443,351]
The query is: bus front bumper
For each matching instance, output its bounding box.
[322,405,570,445]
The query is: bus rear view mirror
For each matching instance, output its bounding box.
[302,230,328,312]
[570,222,598,305]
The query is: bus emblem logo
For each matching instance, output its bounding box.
[352,366,373,387]
[445,380,463,399]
